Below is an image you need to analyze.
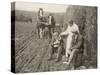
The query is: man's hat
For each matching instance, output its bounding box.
[69,20,73,24]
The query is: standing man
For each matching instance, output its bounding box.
[37,8,44,39]
[60,20,79,63]
[48,13,56,39]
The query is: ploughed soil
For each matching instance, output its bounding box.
[15,22,95,73]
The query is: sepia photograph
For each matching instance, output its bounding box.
[11,2,97,73]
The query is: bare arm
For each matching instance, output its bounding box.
[60,29,69,36]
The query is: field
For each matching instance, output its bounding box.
[15,21,71,73]
[14,6,97,73]
[14,10,68,72]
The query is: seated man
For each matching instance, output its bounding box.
[48,32,64,62]
[65,33,84,69]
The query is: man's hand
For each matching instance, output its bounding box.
[70,47,74,50]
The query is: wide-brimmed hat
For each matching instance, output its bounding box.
[52,32,59,36]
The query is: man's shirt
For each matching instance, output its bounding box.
[48,16,52,25]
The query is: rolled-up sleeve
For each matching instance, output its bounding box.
[60,26,69,36]
[60,30,68,36]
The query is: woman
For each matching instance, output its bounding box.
[60,20,79,63]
